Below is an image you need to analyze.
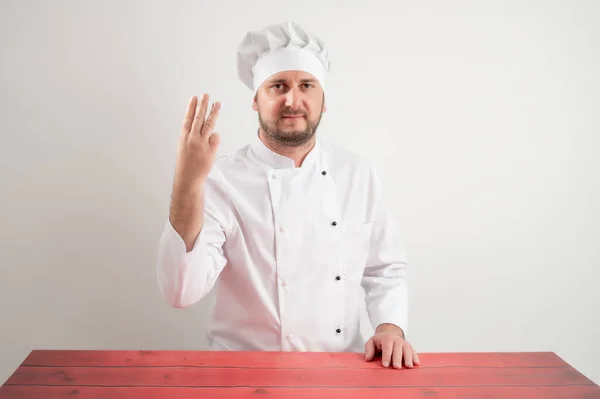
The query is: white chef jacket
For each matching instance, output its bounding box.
[156,134,408,353]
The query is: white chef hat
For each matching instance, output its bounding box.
[236,21,330,93]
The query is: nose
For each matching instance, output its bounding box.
[284,87,302,110]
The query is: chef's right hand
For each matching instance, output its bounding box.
[173,94,221,192]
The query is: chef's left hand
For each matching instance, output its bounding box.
[365,324,420,369]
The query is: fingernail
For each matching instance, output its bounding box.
[382,361,389,367]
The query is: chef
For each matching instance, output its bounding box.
[157,21,420,370]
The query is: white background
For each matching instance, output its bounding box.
[1,0,598,386]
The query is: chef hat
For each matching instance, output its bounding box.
[236,21,330,92]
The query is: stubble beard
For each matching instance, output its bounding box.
[258,104,324,148]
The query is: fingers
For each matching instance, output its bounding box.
[366,334,421,370]
[381,340,393,368]
[413,349,421,366]
[402,344,415,369]
[364,338,376,362]
[201,101,221,137]
[392,341,404,369]
[190,94,210,137]
[391,344,419,370]
[181,95,198,137]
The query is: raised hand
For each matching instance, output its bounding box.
[169,94,221,252]
[173,94,221,193]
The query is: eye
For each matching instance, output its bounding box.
[271,83,285,90]
[302,83,314,89]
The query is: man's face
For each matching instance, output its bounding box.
[253,70,326,147]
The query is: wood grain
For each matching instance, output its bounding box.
[5,365,594,387]
[1,350,598,399]
[2,385,600,399]
[21,350,569,368]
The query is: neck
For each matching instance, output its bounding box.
[258,129,316,168]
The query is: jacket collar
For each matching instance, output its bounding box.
[249,132,321,170]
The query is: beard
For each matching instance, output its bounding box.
[258,103,324,147]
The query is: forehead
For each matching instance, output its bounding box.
[265,70,319,83]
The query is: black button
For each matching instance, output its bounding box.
[336,328,342,334]
[335,275,341,281]
[331,221,337,226]
[321,171,327,175]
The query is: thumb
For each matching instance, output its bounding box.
[365,338,376,361]
[209,132,221,148]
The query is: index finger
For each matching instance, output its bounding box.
[190,93,210,137]
[181,95,198,137]
[364,338,376,362]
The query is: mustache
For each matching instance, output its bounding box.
[279,108,307,117]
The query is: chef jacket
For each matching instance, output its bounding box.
[156,134,408,352]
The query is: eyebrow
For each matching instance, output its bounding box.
[268,78,317,84]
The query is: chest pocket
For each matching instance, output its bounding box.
[341,222,373,280]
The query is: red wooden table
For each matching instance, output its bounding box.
[1,350,598,398]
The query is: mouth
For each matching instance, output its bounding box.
[281,115,305,119]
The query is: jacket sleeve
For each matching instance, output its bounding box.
[156,169,230,308]
[361,164,409,337]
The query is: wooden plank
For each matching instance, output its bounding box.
[21,350,568,369]
[2,385,600,399]
[5,365,595,387]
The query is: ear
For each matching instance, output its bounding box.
[252,93,258,111]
